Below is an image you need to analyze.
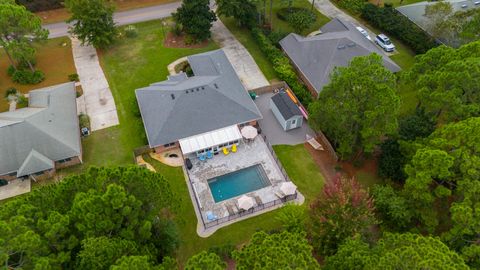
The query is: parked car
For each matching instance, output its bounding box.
[356,26,371,41]
[375,34,395,52]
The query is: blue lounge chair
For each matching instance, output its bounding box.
[199,154,206,161]
[206,151,213,159]
[206,211,217,221]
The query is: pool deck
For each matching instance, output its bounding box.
[185,135,304,237]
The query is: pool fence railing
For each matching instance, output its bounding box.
[261,135,292,183]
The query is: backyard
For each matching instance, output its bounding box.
[0,37,76,112]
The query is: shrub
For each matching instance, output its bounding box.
[11,69,45,84]
[171,23,182,36]
[208,244,235,260]
[361,4,438,54]
[68,73,80,82]
[4,87,17,98]
[251,27,312,106]
[277,7,308,21]
[79,113,91,130]
[17,95,28,108]
[333,0,367,13]
[124,25,138,38]
[287,9,316,34]
[7,66,16,76]
[267,30,289,45]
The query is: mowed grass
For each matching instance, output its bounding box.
[273,144,325,203]
[0,37,75,112]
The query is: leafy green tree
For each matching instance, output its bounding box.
[216,0,257,28]
[275,204,307,233]
[185,251,226,270]
[372,185,412,231]
[459,9,480,43]
[0,1,48,72]
[65,0,117,49]
[309,54,400,159]
[173,0,216,42]
[403,117,480,235]
[76,237,139,270]
[398,108,436,141]
[111,256,155,270]
[378,139,407,181]
[309,175,377,255]
[233,231,320,270]
[287,9,316,34]
[325,233,469,269]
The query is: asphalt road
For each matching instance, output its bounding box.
[43,1,181,38]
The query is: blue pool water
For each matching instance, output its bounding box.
[208,164,270,203]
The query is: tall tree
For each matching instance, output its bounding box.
[309,175,377,255]
[325,233,469,270]
[76,237,139,270]
[185,251,226,270]
[216,0,258,28]
[372,185,412,231]
[233,231,320,270]
[173,0,216,42]
[0,1,48,71]
[65,0,117,49]
[309,54,400,159]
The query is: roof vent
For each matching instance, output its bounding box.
[185,90,189,94]
[214,83,219,89]
[337,45,346,50]
[171,94,175,100]
[461,4,467,8]
[347,42,356,47]
[201,86,205,90]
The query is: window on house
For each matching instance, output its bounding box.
[291,119,297,126]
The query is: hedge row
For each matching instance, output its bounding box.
[251,28,312,106]
[16,0,63,12]
[361,4,438,54]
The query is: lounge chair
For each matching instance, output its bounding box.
[254,195,263,206]
[206,211,217,221]
[231,144,237,153]
[226,204,237,215]
[222,147,229,155]
[206,151,213,159]
[275,190,286,199]
[199,154,206,161]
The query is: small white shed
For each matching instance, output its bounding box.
[270,91,303,131]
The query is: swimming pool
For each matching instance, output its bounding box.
[208,164,270,203]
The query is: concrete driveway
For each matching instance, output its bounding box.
[72,38,119,131]
[0,179,31,201]
[44,1,182,38]
[255,92,315,145]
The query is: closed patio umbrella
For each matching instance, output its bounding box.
[280,182,297,196]
[241,126,258,140]
[237,195,254,210]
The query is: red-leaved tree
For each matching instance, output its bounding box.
[309,175,377,255]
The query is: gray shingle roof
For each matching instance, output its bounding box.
[136,49,263,148]
[271,91,302,120]
[17,149,54,177]
[279,18,401,94]
[0,82,82,177]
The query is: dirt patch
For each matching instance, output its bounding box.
[340,157,379,180]
[164,32,211,49]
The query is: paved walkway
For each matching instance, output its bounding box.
[71,38,119,131]
[0,179,31,201]
[211,11,269,90]
[44,1,182,38]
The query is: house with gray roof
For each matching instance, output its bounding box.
[279,18,401,96]
[0,82,82,181]
[136,49,262,155]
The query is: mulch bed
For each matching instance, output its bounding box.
[163,32,210,49]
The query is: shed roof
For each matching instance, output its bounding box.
[0,82,81,176]
[136,49,262,148]
[279,18,401,94]
[271,91,302,120]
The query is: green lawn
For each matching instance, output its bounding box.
[266,0,330,35]
[144,143,324,264]
[273,144,325,203]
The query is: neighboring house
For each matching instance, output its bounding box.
[270,91,303,131]
[397,0,480,46]
[136,49,262,157]
[279,18,401,97]
[0,82,82,181]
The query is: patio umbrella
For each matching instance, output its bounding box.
[241,126,258,140]
[280,182,297,196]
[237,195,254,210]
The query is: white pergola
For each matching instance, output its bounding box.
[179,125,242,155]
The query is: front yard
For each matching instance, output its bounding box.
[0,37,76,112]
